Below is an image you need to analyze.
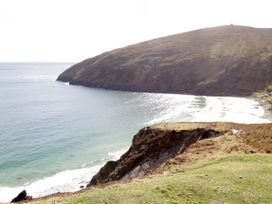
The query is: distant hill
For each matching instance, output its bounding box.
[57,25,272,96]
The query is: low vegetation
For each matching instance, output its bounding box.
[58,25,272,97]
[155,122,272,154]
[27,122,272,204]
[30,154,272,204]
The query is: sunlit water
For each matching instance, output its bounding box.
[0,63,270,202]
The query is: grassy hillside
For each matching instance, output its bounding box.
[58,25,272,96]
[30,154,272,204]
[27,122,272,204]
[86,122,271,187]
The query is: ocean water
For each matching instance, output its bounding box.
[0,63,270,202]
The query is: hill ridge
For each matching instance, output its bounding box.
[57,25,272,96]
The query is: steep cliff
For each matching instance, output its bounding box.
[88,122,272,187]
[88,124,220,186]
[25,122,272,203]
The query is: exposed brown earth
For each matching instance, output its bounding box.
[87,122,272,187]
[16,122,272,203]
[58,25,272,96]
[88,126,220,186]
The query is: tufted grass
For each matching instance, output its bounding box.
[31,154,272,204]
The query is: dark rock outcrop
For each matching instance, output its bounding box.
[88,126,220,186]
[58,25,272,96]
[11,190,32,203]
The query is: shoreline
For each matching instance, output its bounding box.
[1,94,271,203]
[0,149,128,203]
[13,122,272,203]
[251,93,272,122]
[255,98,272,121]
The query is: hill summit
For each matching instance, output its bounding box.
[58,25,272,96]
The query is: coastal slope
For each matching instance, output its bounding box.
[58,25,272,96]
[88,122,272,186]
[30,155,272,204]
[28,122,272,204]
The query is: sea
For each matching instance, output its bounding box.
[0,63,270,202]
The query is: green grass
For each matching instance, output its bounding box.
[37,154,272,204]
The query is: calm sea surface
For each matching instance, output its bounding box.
[0,63,269,201]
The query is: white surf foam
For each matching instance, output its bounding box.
[107,147,128,160]
[145,95,195,125]
[192,97,270,124]
[0,165,101,202]
[0,96,269,202]
[0,148,128,203]
[146,96,270,125]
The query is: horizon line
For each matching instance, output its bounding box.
[0,61,78,64]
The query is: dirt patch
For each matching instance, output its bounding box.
[88,127,221,186]
[152,122,272,173]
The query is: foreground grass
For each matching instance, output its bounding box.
[32,154,272,204]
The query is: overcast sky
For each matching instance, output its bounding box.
[1,0,272,62]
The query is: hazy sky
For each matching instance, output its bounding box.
[1,0,272,62]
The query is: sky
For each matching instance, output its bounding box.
[1,0,272,62]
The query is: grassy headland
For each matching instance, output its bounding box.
[24,122,272,204]
[29,154,272,204]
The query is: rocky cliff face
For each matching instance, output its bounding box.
[88,122,272,187]
[58,25,272,96]
[88,125,220,186]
